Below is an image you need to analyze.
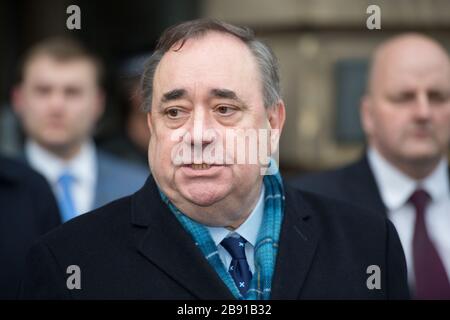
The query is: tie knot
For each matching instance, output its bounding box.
[58,171,74,186]
[221,235,247,260]
[409,189,430,212]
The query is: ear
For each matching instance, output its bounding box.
[360,95,374,136]
[266,100,286,156]
[146,111,154,136]
[11,85,25,116]
[267,100,286,132]
[93,89,106,122]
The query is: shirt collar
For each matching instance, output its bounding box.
[206,184,265,248]
[422,157,449,202]
[367,147,449,210]
[25,139,97,186]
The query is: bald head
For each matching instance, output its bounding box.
[367,33,450,95]
[361,33,450,179]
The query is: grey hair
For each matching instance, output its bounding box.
[140,18,281,112]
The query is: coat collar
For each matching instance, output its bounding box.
[270,184,320,299]
[348,154,387,215]
[131,176,234,299]
[131,176,321,300]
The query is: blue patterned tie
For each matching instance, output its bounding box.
[221,235,253,296]
[57,171,77,222]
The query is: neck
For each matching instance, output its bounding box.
[38,140,84,162]
[372,146,442,180]
[394,160,440,180]
[170,180,263,229]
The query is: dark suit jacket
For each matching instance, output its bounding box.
[289,155,450,217]
[20,175,409,299]
[0,156,61,299]
[290,155,387,216]
[21,148,148,212]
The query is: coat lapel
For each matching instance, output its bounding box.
[270,185,320,299]
[131,177,235,300]
[350,155,387,215]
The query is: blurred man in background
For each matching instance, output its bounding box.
[12,37,148,222]
[0,155,60,299]
[292,33,450,299]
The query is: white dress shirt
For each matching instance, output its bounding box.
[25,140,97,216]
[206,185,265,275]
[367,147,450,287]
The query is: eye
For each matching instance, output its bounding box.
[34,85,51,96]
[215,105,237,116]
[65,86,82,98]
[165,107,186,119]
[428,90,450,104]
[390,91,415,103]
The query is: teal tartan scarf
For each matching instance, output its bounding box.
[159,169,285,300]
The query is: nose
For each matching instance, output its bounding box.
[414,92,432,121]
[188,106,217,146]
[186,106,218,163]
[48,90,66,112]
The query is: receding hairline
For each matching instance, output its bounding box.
[152,30,264,103]
[141,18,281,112]
[366,33,450,95]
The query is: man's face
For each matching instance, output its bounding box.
[362,39,450,166]
[14,55,104,154]
[147,32,284,225]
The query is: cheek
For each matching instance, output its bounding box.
[374,108,407,136]
[233,164,260,184]
[149,131,177,168]
[24,103,48,127]
[70,96,95,116]
[434,110,450,136]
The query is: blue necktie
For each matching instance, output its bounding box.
[57,171,77,222]
[221,235,253,296]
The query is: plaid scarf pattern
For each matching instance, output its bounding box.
[159,166,285,300]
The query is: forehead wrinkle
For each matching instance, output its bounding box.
[153,32,263,111]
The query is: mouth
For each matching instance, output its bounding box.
[179,163,227,176]
[187,163,213,170]
[411,130,433,139]
[183,163,226,169]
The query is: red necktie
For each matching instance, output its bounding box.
[411,189,450,299]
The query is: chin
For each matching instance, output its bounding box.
[402,147,440,163]
[38,138,68,149]
[179,182,229,207]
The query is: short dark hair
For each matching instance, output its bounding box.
[140,18,281,112]
[17,36,104,87]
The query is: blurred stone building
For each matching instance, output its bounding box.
[204,0,450,174]
[1,0,449,174]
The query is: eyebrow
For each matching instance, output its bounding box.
[210,88,248,107]
[161,89,187,102]
[160,87,247,107]
[210,88,239,100]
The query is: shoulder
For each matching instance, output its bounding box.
[38,195,134,254]
[285,184,389,239]
[289,160,364,191]
[0,155,51,191]
[0,155,61,228]
[97,150,148,177]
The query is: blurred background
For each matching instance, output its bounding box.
[1,0,450,176]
